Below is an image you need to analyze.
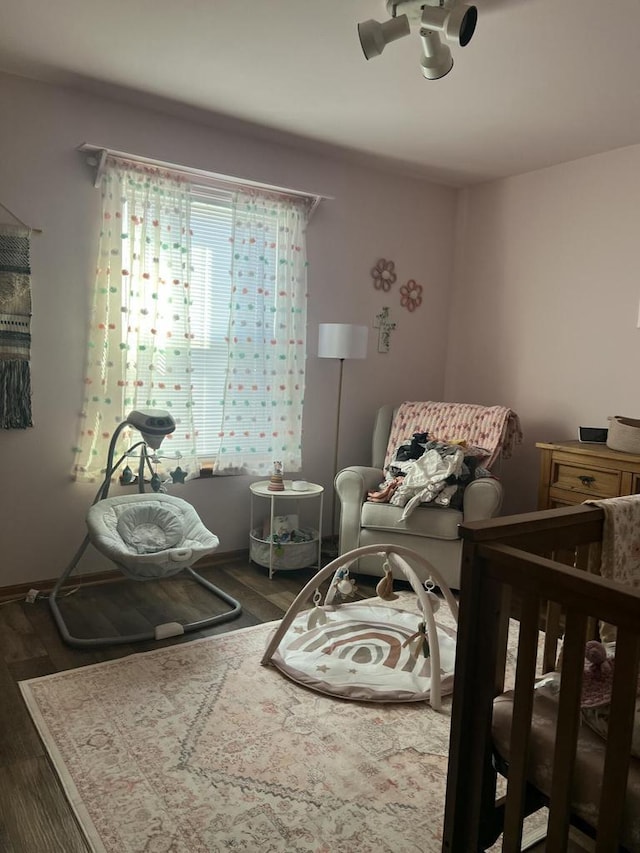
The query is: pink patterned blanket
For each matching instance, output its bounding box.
[586,495,640,587]
[384,401,523,471]
[585,495,640,644]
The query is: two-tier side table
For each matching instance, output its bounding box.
[249,480,324,579]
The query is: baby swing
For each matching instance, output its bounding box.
[262,544,458,708]
[50,410,241,647]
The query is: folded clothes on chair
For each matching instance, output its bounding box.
[390,447,465,520]
[367,440,492,516]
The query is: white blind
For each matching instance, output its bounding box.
[134,185,281,461]
[188,189,235,457]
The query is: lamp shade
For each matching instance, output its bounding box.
[318,323,368,360]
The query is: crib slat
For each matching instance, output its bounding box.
[587,540,602,575]
[575,543,591,571]
[494,583,512,695]
[542,600,562,674]
[502,594,540,852]
[576,543,599,641]
[546,609,588,850]
[595,628,640,851]
[443,552,505,852]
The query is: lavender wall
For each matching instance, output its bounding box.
[445,144,640,513]
[0,72,456,586]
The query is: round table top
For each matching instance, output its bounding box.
[250,480,323,498]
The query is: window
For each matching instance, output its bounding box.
[73,160,310,482]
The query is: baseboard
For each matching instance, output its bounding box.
[196,548,249,569]
[0,548,250,603]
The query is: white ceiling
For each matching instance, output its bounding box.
[2,0,640,186]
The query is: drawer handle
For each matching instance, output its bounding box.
[578,475,595,486]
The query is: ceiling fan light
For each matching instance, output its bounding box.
[446,4,477,47]
[420,30,454,80]
[421,2,477,48]
[357,14,411,60]
[358,1,476,79]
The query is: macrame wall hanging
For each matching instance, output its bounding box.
[0,224,33,428]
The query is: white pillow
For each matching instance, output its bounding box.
[116,504,184,554]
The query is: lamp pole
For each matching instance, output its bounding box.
[317,323,369,557]
[329,357,346,551]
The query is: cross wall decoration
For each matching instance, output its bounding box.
[374,307,396,354]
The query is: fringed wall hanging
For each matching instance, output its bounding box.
[0,224,33,428]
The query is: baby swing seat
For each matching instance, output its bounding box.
[87,493,219,580]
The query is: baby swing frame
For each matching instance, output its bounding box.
[51,415,242,648]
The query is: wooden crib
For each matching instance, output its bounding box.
[442,504,640,852]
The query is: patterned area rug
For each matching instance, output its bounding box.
[20,597,543,852]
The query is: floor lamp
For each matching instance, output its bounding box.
[318,323,369,553]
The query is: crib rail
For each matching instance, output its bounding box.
[442,504,640,852]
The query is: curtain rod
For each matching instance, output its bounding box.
[77,143,332,217]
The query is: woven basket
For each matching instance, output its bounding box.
[250,528,319,570]
[606,415,640,454]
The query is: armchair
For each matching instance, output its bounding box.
[335,401,522,589]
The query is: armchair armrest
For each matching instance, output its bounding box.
[335,466,384,554]
[462,477,503,523]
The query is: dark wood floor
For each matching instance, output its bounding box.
[0,560,592,853]
[0,556,378,853]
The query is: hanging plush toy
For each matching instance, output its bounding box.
[402,621,430,659]
[401,579,442,659]
[376,558,399,601]
[333,567,357,598]
[307,588,330,630]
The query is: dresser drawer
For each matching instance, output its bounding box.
[537,441,640,511]
[551,461,620,498]
[548,487,601,507]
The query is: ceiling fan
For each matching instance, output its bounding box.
[357,0,478,79]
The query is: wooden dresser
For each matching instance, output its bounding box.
[537,440,640,509]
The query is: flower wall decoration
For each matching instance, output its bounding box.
[400,279,423,312]
[371,258,397,292]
